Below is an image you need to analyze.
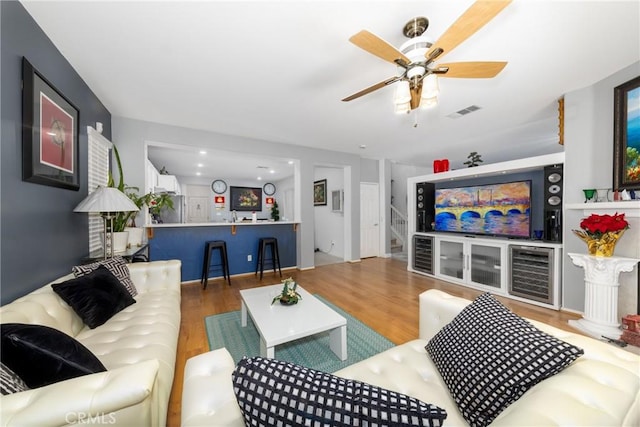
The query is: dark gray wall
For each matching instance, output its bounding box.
[1,1,111,304]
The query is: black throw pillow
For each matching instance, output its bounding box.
[1,323,106,389]
[52,265,136,329]
[232,356,447,427]
[426,293,583,427]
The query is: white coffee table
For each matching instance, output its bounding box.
[239,284,347,360]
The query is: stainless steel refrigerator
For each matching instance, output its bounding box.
[159,195,185,223]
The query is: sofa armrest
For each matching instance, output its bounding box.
[181,349,244,427]
[0,360,159,427]
[418,289,471,340]
[128,260,182,294]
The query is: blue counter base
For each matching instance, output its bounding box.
[149,224,297,282]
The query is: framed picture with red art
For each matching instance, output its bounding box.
[22,57,80,190]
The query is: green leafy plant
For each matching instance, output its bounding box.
[464,151,483,168]
[271,277,301,305]
[271,200,280,221]
[108,144,173,231]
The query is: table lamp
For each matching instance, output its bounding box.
[74,186,139,259]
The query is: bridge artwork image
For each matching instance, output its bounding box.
[434,180,532,239]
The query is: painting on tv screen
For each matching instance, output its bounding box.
[435,180,531,238]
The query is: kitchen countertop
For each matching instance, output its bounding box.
[146,220,299,228]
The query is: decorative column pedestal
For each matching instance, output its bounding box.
[568,253,640,340]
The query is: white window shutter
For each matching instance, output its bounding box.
[87,126,113,252]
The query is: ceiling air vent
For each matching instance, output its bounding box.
[447,105,482,119]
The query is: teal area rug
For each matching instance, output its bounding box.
[205,295,394,372]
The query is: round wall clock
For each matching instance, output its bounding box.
[263,182,276,196]
[211,179,227,194]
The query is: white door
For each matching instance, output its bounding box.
[187,196,210,223]
[360,183,380,258]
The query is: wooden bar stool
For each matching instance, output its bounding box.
[255,237,282,280]
[201,240,231,288]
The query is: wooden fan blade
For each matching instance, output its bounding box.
[410,86,422,110]
[350,30,410,65]
[426,0,512,60]
[342,76,400,102]
[437,61,507,78]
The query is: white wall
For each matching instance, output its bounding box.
[314,167,345,258]
[563,61,640,314]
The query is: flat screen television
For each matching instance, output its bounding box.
[434,180,531,238]
[230,186,262,211]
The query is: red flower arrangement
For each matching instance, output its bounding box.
[577,213,629,238]
[573,213,629,257]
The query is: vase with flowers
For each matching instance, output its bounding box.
[271,277,302,305]
[572,212,629,257]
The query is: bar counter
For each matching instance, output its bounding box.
[146,221,298,282]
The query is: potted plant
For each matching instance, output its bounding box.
[148,193,174,223]
[270,200,280,222]
[109,144,174,245]
[271,277,302,305]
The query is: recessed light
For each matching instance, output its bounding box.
[197,163,203,167]
[196,172,201,176]
[269,170,275,174]
[288,160,294,165]
[199,150,207,155]
[257,177,262,180]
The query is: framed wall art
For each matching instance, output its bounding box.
[314,179,327,206]
[22,57,80,190]
[613,75,640,191]
[230,186,262,211]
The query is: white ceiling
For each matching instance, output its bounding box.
[21,0,640,181]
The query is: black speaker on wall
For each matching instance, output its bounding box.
[543,164,563,242]
[416,182,435,232]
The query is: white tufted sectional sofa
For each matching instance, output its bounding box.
[0,260,181,427]
[182,289,640,426]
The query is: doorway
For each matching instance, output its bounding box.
[360,182,380,258]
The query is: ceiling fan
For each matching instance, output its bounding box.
[342,0,512,113]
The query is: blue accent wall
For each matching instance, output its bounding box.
[149,224,297,282]
[1,2,112,304]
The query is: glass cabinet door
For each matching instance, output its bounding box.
[469,244,502,289]
[438,240,464,281]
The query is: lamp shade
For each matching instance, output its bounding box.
[422,74,439,99]
[74,186,139,213]
[394,80,411,105]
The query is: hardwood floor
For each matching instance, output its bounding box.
[166,257,581,426]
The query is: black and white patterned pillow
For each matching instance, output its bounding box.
[232,356,447,427]
[73,256,137,297]
[1,362,29,395]
[426,293,583,427]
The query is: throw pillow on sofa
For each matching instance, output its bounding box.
[232,356,448,427]
[1,323,106,389]
[72,256,138,297]
[53,265,136,329]
[1,362,29,395]
[426,292,583,427]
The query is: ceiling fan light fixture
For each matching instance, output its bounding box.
[394,101,411,115]
[422,74,440,99]
[420,96,438,109]
[393,80,411,105]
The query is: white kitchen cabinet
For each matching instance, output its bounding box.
[156,174,181,194]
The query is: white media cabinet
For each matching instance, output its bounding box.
[407,152,566,310]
